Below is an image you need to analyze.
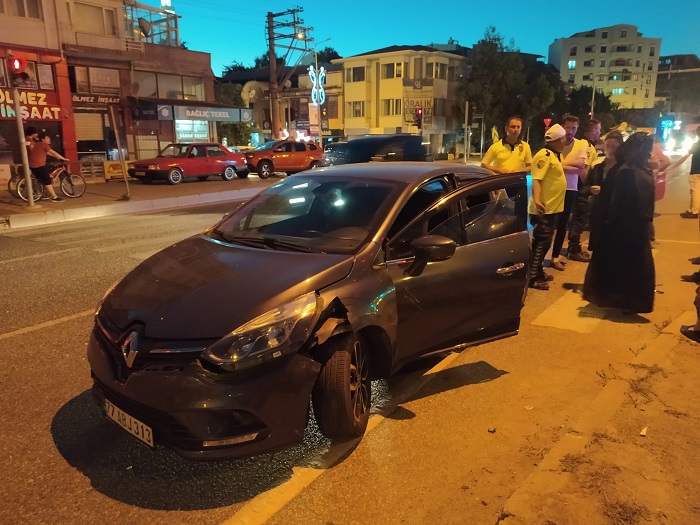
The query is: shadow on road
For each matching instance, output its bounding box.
[50,391,335,511]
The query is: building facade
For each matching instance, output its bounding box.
[657,54,700,116]
[1,0,248,182]
[549,24,660,110]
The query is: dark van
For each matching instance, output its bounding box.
[323,134,429,166]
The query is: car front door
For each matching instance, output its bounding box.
[383,173,530,364]
[271,142,293,171]
[185,145,210,176]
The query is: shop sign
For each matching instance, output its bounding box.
[72,94,121,105]
[174,106,243,122]
[0,89,61,120]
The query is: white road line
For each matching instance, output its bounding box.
[0,309,93,341]
[220,351,461,525]
[531,290,606,333]
[0,248,81,264]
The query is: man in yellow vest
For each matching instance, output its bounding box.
[481,116,532,174]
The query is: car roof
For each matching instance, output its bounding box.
[167,142,221,147]
[333,134,422,146]
[310,162,495,184]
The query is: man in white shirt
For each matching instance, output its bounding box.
[549,115,589,271]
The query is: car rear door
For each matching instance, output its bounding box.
[383,173,530,364]
[185,145,210,176]
[206,145,228,174]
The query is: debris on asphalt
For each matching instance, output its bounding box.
[640,426,648,437]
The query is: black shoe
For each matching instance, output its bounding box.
[538,272,554,282]
[51,197,64,202]
[680,211,699,219]
[681,325,700,343]
[529,279,550,291]
[550,259,566,271]
[681,272,700,283]
[690,256,700,265]
[568,250,591,262]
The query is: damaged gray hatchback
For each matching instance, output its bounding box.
[88,163,530,460]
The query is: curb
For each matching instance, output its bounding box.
[5,187,263,230]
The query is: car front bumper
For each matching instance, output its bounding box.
[127,168,168,179]
[87,330,321,460]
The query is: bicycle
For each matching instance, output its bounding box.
[13,163,86,202]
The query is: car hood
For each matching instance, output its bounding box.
[100,235,354,339]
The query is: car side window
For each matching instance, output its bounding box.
[374,141,404,161]
[308,143,318,151]
[294,142,306,152]
[276,143,293,153]
[190,145,206,157]
[207,146,225,157]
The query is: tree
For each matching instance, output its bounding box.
[316,47,341,64]
[222,61,248,77]
[214,83,250,146]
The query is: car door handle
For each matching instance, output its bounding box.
[496,262,525,275]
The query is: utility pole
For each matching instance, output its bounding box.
[266,7,309,140]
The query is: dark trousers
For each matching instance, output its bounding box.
[530,213,559,281]
[568,180,590,247]
[551,190,576,258]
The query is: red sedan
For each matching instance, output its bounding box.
[128,143,249,185]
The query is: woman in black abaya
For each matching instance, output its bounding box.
[583,132,655,314]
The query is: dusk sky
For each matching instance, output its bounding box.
[158,0,700,76]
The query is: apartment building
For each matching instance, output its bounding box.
[332,45,469,155]
[657,54,700,115]
[549,24,660,110]
[1,0,249,181]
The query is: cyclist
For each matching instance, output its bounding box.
[28,132,69,202]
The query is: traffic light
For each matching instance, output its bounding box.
[7,57,29,85]
[414,108,422,129]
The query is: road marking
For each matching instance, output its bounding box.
[0,248,81,264]
[0,309,93,341]
[531,289,606,333]
[220,351,460,525]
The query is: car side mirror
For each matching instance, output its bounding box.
[404,234,456,277]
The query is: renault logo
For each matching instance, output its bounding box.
[121,331,140,368]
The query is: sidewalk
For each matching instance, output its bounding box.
[0,176,275,230]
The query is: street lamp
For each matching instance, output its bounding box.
[589,71,607,118]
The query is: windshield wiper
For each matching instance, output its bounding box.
[262,237,314,252]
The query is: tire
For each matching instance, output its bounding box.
[257,160,273,179]
[221,166,235,181]
[236,169,249,179]
[17,177,44,202]
[166,168,183,185]
[60,173,86,198]
[197,175,209,181]
[308,161,320,170]
[312,334,371,440]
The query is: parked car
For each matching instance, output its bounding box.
[88,163,529,460]
[323,134,429,166]
[128,143,249,185]
[244,139,323,178]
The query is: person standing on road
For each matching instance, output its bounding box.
[583,132,656,314]
[29,132,69,202]
[664,126,700,219]
[528,124,567,291]
[549,115,589,271]
[587,130,624,252]
[481,116,532,174]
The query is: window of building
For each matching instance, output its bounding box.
[602,31,608,38]
[0,0,42,18]
[582,74,592,81]
[600,45,607,53]
[74,2,116,35]
[583,60,593,67]
[381,98,402,116]
[381,62,404,79]
[345,66,366,83]
[568,60,576,70]
[346,101,365,118]
[648,61,653,70]
[636,60,640,68]
[325,95,338,119]
[436,63,447,80]
[426,62,435,79]
[568,74,575,83]
[645,88,649,98]
[633,88,637,95]
[182,76,204,101]
[158,73,183,99]
[612,88,624,95]
[132,70,156,97]
[413,57,423,80]
[585,45,595,53]
[649,46,655,57]
[620,30,627,37]
[637,45,642,53]
[569,46,577,56]
[599,59,606,67]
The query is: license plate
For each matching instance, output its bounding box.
[105,399,154,448]
[135,171,146,176]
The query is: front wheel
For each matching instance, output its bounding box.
[60,173,86,197]
[167,168,183,185]
[257,160,273,179]
[17,177,44,202]
[312,334,371,440]
[221,166,235,181]
[308,161,320,170]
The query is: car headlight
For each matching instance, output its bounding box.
[202,292,319,372]
[147,164,159,170]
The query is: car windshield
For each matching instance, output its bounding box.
[159,144,189,158]
[253,140,282,151]
[209,175,401,254]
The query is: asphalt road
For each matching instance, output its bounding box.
[0,162,698,525]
